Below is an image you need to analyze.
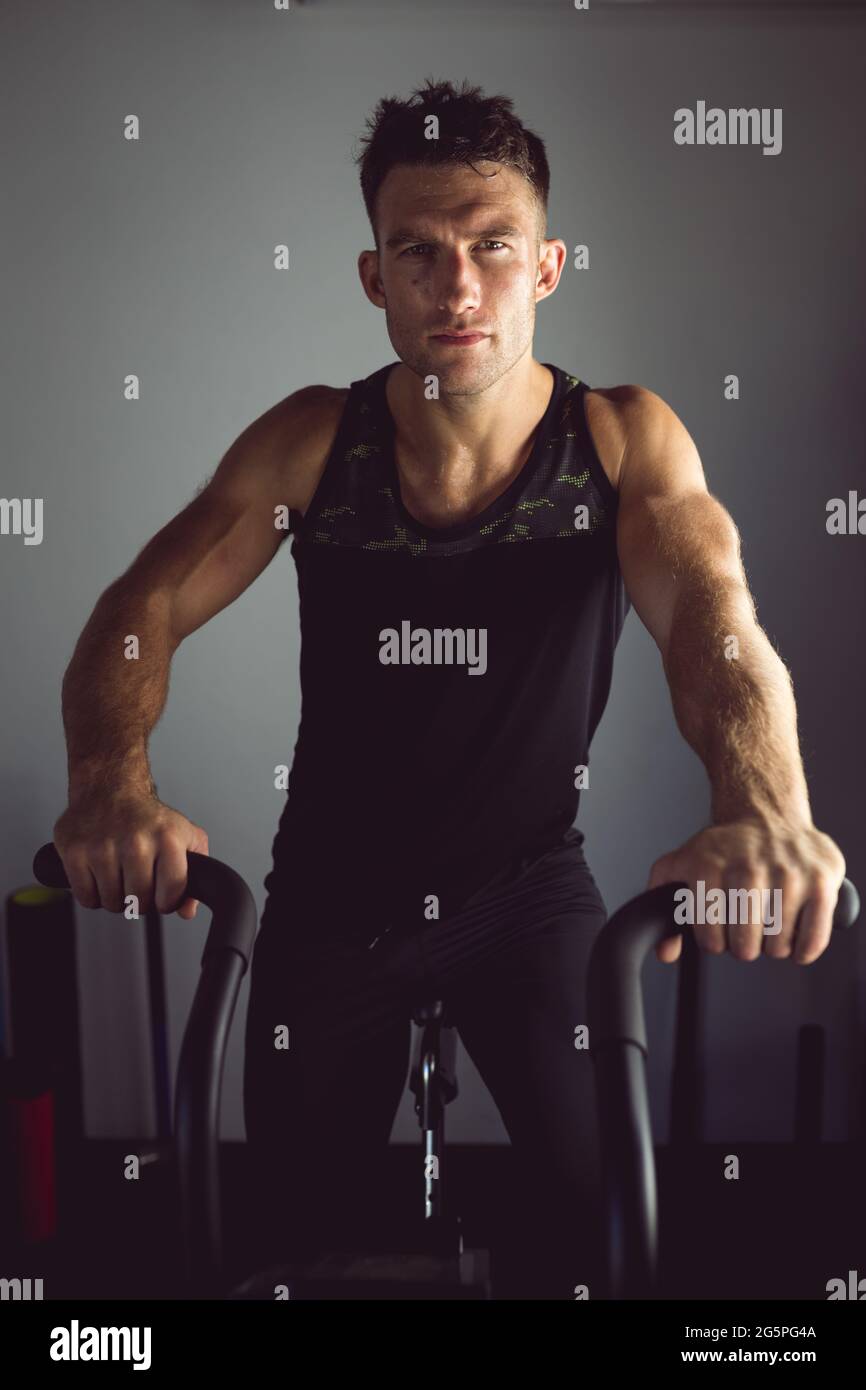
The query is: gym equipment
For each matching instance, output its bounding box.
[587,877,861,1300]
[1,884,82,1249]
[33,844,254,1296]
[0,1057,57,1247]
[32,843,491,1300]
[31,842,860,1300]
[232,995,492,1300]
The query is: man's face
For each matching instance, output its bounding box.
[358,160,565,395]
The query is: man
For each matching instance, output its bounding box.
[53,79,846,1298]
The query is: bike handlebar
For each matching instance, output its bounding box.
[589,876,859,1056]
[32,841,259,1297]
[32,844,257,971]
[586,873,859,1299]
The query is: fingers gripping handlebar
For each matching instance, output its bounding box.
[588,877,859,1056]
[33,843,257,972]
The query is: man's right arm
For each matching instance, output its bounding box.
[54,384,341,917]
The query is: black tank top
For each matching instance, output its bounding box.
[266,361,631,923]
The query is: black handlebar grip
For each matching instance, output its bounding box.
[33,842,76,893]
[655,876,859,938]
[833,877,860,930]
[32,843,258,972]
[588,876,859,1058]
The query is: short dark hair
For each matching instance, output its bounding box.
[353,78,550,251]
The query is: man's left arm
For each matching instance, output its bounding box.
[612,386,846,965]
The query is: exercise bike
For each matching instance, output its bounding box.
[32,843,492,1299]
[32,842,860,1301]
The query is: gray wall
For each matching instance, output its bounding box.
[2,0,864,1149]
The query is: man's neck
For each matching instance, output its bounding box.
[385,355,554,500]
[386,353,556,530]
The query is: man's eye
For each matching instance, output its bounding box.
[402,241,507,257]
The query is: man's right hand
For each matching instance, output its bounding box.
[52,795,210,919]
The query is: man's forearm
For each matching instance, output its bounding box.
[62,582,175,807]
[662,575,813,826]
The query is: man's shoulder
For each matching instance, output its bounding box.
[580,384,671,494]
[268,384,351,516]
[280,382,350,428]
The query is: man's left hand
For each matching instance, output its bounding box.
[647,813,847,965]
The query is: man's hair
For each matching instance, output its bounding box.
[353,78,550,252]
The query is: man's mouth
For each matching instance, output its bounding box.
[430,332,488,345]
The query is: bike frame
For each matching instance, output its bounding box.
[33,842,858,1301]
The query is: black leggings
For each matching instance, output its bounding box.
[242,828,608,1299]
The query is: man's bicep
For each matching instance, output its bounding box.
[114,386,330,645]
[615,388,743,660]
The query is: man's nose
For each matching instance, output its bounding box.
[434,253,481,315]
